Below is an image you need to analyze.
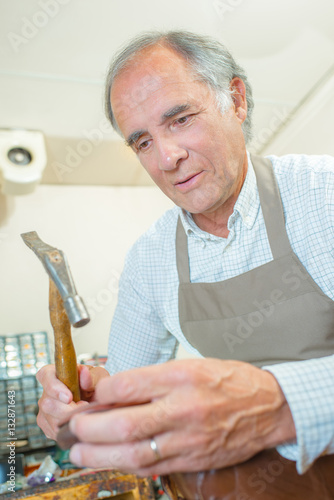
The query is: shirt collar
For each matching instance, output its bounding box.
[179,207,210,240]
[232,152,260,230]
[179,152,260,239]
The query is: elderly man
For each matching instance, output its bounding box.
[37,31,334,495]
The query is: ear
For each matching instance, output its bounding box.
[230,77,247,124]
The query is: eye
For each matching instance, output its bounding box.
[175,115,189,125]
[137,139,151,151]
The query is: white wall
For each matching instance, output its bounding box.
[1,0,334,178]
[0,185,174,360]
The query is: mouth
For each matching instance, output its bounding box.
[174,171,204,190]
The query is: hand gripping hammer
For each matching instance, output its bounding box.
[21,231,90,402]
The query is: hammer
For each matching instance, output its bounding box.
[21,231,90,402]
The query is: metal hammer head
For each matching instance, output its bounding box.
[21,231,90,328]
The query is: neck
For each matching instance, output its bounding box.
[192,157,248,238]
[192,199,236,238]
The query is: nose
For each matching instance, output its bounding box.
[155,137,188,171]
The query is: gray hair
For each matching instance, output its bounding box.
[105,30,254,143]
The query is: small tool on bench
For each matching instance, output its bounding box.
[21,231,90,402]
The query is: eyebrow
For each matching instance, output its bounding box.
[161,103,191,121]
[125,103,192,147]
[126,130,146,148]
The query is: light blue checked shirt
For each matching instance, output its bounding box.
[105,153,334,473]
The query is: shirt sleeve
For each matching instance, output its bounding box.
[326,166,334,251]
[263,354,334,474]
[104,245,179,375]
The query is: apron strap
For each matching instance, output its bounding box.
[251,155,292,259]
[175,155,293,283]
[176,217,191,283]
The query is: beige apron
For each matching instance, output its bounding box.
[166,155,334,500]
[176,155,334,366]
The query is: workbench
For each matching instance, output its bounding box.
[1,470,155,499]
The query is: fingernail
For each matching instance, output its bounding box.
[59,392,71,404]
[69,445,82,466]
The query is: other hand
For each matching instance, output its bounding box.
[67,358,296,475]
[36,364,109,440]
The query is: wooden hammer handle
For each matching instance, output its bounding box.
[49,279,81,402]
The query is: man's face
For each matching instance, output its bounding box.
[110,45,248,220]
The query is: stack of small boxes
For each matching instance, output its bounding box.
[0,332,55,452]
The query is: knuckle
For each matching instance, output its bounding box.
[38,395,52,414]
[36,364,54,384]
[177,362,199,385]
[114,376,135,400]
[128,443,143,468]
[135,416,155,440]
[180,397,208,425]
[118,417,136,441]
[108,449,125,469]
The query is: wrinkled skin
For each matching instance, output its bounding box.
[66,359,296,475]
[110,44,248,237]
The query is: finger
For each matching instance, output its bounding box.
[78,365,95,400]
[68,397,181,444]
[39,397,80,421]
[37,364,73,404]
[95,359,196,405]
[132,431,223,476]
[79,366,110,401]
[68,439,207,477]
[69,437,172,472]
[36,412,57,440]
[135,454,208,477]
[37,398,79,439]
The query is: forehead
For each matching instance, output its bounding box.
[110,45,211,131]
[112,45,197,98]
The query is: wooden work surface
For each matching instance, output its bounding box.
[2,470,155,500]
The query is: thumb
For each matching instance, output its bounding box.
[78,365,110,402]
[79,365,96,392]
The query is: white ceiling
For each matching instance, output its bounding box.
[0,0,334,186]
